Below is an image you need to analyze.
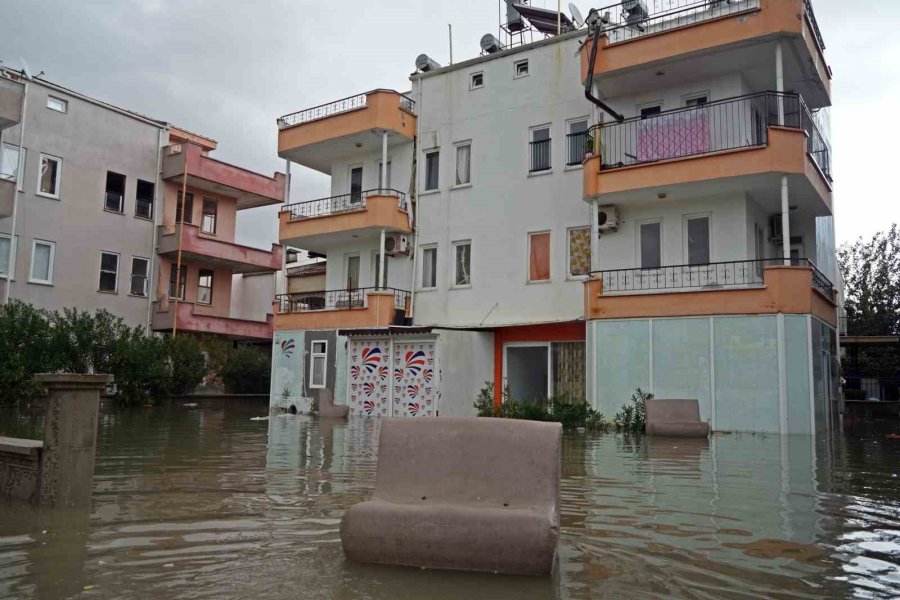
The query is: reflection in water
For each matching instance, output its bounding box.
[0,402,897,599]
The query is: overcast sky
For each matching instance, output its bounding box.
[1,0,894,248]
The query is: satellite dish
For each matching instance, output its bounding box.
[569,3,584,27]
[19,57,32,80]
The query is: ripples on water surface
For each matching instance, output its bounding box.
[1,401,899,599]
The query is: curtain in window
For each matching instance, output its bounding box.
[529,232,550,281]
[455,145,470,185]
[568,228,590,276]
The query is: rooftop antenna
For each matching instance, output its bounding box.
[20,57,33,80]
[569,2,584,27]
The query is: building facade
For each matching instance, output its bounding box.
[269,0,839,434]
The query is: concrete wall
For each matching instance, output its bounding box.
[433,328,494,417]
[0,79,162,328]
[230,272,274,322]
[322,237,413,292]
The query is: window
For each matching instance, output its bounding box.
[685,215,710,265]
[528,232,551,282]
[135,180,154,220]
[104,171,125,213]
[309,341,327,389]
[685,94,708,107]
[454,142,471,186]
[350,165,363,203]
[373,252,389,288]
[640,104,662,119]
[130,257,149,296]
[98,251,119,292]
[47,96,68,113]
[529,126,551,172]
[345,255,360,290]
[1,144,23,187]
[169,263,187,300]
[197,269,214,304]
[175,191,193,224]
[515,59,529,78]
[0,234,16,279]
[470,72,484,89]
[568,227,591,277]
[201,199,217,234]
[566,119,589,166]
[38,154,61,198]
[452,240,471,287]
[421,245,437,289]
[424,150,439,191]
[29,240,55,285]
[639,221,661,269]
[377,160,392,190]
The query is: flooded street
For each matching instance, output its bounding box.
[1,401,899,599]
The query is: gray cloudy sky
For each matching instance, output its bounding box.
[1,0,894,248]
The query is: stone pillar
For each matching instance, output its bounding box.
[34,374,110,508]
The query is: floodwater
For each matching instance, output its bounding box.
[1,402,899,599]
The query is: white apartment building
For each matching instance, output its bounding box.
[271,0,839,435]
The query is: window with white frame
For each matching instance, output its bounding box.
[566,118,589,166]
[421,245,437,289]
[47,96,68,113]
[201,199,218,234]
[135,179,154,220]
[684,93,708,107]
[639,221,662,269]
[470,72,484,90]
[567,227,591,277]
[372,252,389,288]
[30,240,55,285]
[0,144,22,186]
[169,264,187,300]
[0,234,17,279]
[528,231,551,282]
[104,171,125,213]
[685,215,711,265]
[197,269,214,304]
[98,251,119,292]
[529,126,551,172]
[130,256,149,296]
[454,142,471,186]
[309,340,327,389]
[38,154,61,198]
[452,240,471,287]
[424,149,439,191]
[515,59,529,78]
[377,159,392,190]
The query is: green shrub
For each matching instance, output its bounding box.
[614,388,652,433]
[109,332,169,404]
[163,335,207,395]
[473,382,609,430]
[221,345,271,394]
[0,301,58,401]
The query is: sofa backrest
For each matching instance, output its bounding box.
[645,399,702,423]
[374,417,561,510]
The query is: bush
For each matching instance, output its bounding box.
[109,332,169,404]
[163,335,207,395]
[0,301,58,401]
[221,345,271,394]
[614,388,652,433]
[473,382,609,430]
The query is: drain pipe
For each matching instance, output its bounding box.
[583,16,624,123]
[408,78,423,322]
[172,164,189,336]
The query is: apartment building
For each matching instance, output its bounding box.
[0,68,283,343]
[271,0,839,434]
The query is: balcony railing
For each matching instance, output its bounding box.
[277,92,416,130]
[282,188,407,221]
[588,91,832,178]
[803,0,826,50]
[275,287,410,314]
[597,0,761,45]
[566,131,591,166]
[592,257,834,298]
[529,139,551,172]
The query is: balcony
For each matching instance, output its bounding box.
[279,189,411,254]
[152,301,273,341]
[157,224,282,273]
[0,75,24,130]
[277,90,416,174]
[581,0,830,109]
[0,177,14,219]
[584,258,836,327]
[583,92,832,216]
[162,142,286,209]
[273,287,411,331]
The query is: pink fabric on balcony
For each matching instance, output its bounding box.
[637,111,710,163]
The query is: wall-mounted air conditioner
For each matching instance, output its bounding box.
[598,205,619,232]
[385,234,410,256]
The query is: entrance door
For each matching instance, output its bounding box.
[350,166,363,204]
[504,343,551,404]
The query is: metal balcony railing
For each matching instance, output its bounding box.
[591,257,834,298]
[529,139,551,172]
[281,188,407,221]
[277,91,416,130]
[803,0,826,50]
[587,91,832,179]
[597,0,761,44]
[566,131,591,166]
[275,287,410,314]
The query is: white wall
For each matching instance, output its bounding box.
[434,328,494,417]
[321,238,414,291]
[230,272,274,322]
[330,143,414,197]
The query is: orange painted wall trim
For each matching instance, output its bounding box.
[273,291,397,331]
[492,321,586,409]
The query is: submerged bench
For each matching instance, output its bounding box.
[645,399,710,438]
[341,417,562,575]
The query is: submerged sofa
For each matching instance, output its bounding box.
[340,417,562,575]
[645,399,710,438]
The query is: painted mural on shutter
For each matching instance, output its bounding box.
[348,339,391,416]
[393,341,437,417]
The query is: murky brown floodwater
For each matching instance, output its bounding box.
[1,401,899,599]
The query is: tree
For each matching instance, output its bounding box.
[221,345,271,394]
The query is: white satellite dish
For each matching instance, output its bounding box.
[569,3,585,27]
[19,57,32,80]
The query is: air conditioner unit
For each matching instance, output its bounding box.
[385,234,410,256]
[769,214,783,242]
[598,205,619,232]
